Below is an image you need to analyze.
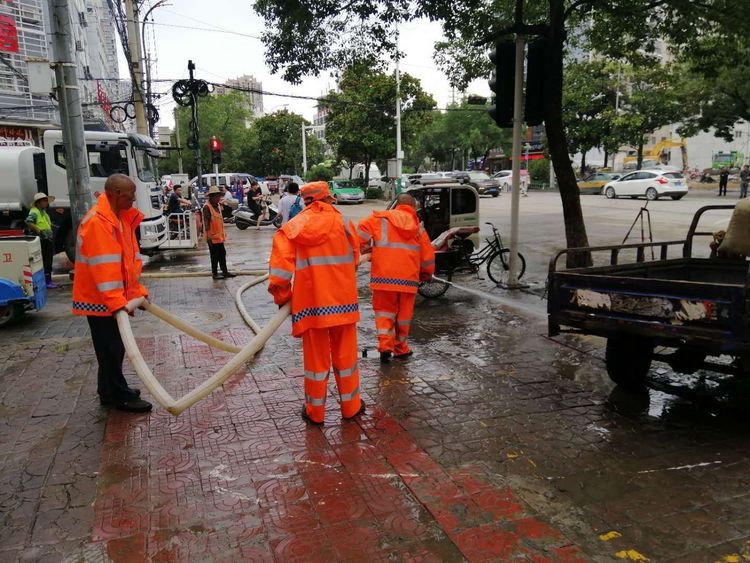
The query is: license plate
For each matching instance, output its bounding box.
[674,181,682,185]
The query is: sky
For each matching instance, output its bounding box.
[120,0,491,128]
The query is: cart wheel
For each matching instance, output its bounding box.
[605,336,653,391]
[668,348,706,374]
[487,250,526,285]
[418,275,451,298]
[0,304,21,327]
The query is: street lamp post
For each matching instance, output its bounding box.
[301,124,325,175]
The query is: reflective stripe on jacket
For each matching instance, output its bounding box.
[72,193,147,316]
[204,202,226,243]
[268,200,360,336]
[357,205,435,293]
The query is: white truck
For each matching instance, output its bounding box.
[0,130,196,261]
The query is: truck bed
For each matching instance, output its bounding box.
[548,257,750,354]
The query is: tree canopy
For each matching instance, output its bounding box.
[321,61,436,184]
[159,97,324,178]
[252,0,739,265]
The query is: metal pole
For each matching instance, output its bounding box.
[507,33,526,288]
[49,0,92,239]
[187,61,202,186]
[395,29,402,177]
[302,124,308,175]
[141,1,167,138]
[174,107,183,174]
[124,0,147,134]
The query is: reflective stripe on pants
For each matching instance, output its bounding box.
[372,290,416,355]
[301,323,360,422]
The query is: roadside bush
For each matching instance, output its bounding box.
[306,164,334,182]
[529,158,550,183]
[366,187,385,199]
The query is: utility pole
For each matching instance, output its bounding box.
[395,29,403,177]
[49,0,92,240]
[124,0,147,135]
[507,0,526,288]
[173,108,183,174]
[302,122,307,175]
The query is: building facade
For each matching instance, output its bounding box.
[0,0,120,145]
[213,74,264,120]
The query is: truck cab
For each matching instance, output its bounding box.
[43,130,170,254]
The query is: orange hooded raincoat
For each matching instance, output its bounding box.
[72,193,147,316]
[268,199,361,422]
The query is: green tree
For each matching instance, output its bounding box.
[306,163,335,181]
[677,36,750,142]
[253,0,735,267]
[160,91,254,178]
[414,101,511,171]
[563,60,618,174]
[321,61,436,185]
[244,109,325,176]
[611,62,693,170]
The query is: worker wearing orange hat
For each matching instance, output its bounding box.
[357,193,435,362]
[268,181,364,424]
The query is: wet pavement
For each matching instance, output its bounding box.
[3,220,750,561]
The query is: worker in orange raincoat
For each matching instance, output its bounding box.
[72,174,152,413]
[268,181,364,424]
[357,193,435,363]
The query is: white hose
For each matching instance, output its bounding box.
[116,273,292,415]
[143,301,242,354]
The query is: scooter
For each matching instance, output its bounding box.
[234,198,282,230]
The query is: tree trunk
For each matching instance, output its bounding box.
[604,149,609,169]
[348,164,354,179]
[546,0,591,267]
[364,156,371,187]
[636,138,644,170]
[580,152,587,177]
[450,147,455,170]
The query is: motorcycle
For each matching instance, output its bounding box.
[233,198,282,230]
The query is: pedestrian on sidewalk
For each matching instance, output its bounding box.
[72,174,152,413]
[25,193,59,289]
[357,193,435,363]
[740,165,749,199]
[719,167,729,196]
[202,186,236,280]
[277,182,305,226]
[268,181,364,425]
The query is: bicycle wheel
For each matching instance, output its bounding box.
[418,273,452,298]
[487,250,526,285]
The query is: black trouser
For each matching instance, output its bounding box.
[87,315,135,403]
[742,182,748,199]
[40,237,53,282]
[208,241,228,275]
[719,180,728,196]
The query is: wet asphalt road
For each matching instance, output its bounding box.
[4,186,750,560]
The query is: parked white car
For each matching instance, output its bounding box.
[491,170,513,192]
[602,170,688,200]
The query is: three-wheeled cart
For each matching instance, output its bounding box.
[0,235,48,326]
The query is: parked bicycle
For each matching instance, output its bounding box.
[419,222,526,298]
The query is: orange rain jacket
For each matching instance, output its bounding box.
[357,204,435,293]
[72,193,147,316]
[204,202,226,243]
[268,200,360,336]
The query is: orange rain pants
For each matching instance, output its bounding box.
[301,323,361,423]
[372,290,416,356]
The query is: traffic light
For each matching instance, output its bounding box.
[488,41,515,128]
[524,38,548,126]
[209,136,222,165]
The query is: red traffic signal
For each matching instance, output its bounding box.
[209,136,222,152]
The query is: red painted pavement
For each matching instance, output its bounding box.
[91,331,586,561]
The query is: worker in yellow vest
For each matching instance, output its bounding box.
[25,192,59,289]
[202,186,236,280]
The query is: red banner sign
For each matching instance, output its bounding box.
[0,15,19,54]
